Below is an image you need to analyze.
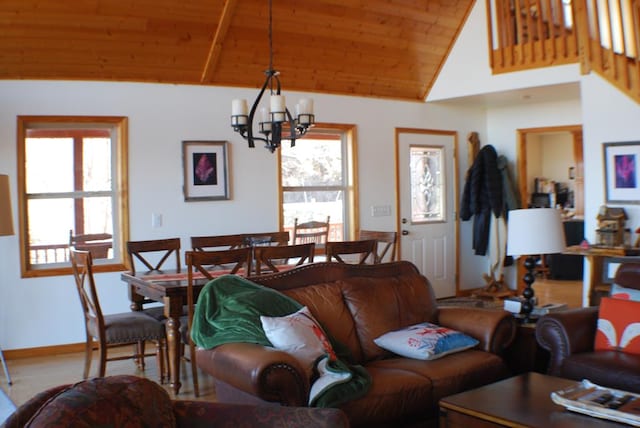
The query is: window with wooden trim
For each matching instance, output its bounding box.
[278,124,358,243]
[17,116,129,277]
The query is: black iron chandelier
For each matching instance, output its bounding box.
[230,0,315,153]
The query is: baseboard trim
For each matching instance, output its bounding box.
[3,343,85,360]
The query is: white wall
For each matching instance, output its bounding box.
[0,80,485,350]
[427,0,580,102]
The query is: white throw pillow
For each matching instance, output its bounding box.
[374,322,479,360]
[260,306,335,372]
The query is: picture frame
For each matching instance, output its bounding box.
[603,141,640,204]
[182,140,230,201]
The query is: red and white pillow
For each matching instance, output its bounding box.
[260,306,336,374]
[595,297,640,355]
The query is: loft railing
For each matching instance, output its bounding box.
[575,0,640,103]
[486,0,640,104]
[487,0,580,72]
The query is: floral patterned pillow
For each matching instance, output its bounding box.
[373,322,479,360]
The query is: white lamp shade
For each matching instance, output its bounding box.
[0,174,14,236]
[506,208,565,256]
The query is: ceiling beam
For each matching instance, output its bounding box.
[201,0,238,83]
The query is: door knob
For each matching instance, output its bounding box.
[402,218,408,224]
[402,230,409,236]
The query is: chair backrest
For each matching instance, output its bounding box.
[186,247,253,276]
[253,243,315,275]
[358,230,398,263]
[126,238,181,274]
[325,239,377,264]
[191,234,247,251]
[184,248,253,337]
[70,248,104,337]
[69,230,113,259]
[292,216,330,245]
[613,262,640,291]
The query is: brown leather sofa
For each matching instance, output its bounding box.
[2,375,348,428]
[196,261,517,427]
[536,262,640,393]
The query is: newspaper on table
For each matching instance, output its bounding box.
[551,379,640,426]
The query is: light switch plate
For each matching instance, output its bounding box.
[371,205,391,217]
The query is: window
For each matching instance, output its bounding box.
[278,124,358,242]
[17,116,129,277]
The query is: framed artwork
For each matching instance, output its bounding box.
[409,145,445,223]
[603,142,640,204]
[182,140,229,201]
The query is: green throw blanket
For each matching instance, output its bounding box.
[191,274,371,408]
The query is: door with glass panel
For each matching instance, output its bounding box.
[396,128,458,298]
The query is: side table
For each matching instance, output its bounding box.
[503,322,549,375]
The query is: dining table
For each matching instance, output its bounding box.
[121,269,214,396]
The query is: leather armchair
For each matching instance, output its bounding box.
[535,262,640,393]
[2,375,349,428]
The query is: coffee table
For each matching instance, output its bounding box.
[439,372,626,427]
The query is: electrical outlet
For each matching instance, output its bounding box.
[152,213,163,228]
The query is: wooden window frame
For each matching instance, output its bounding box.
[277,123,359,242]
[17,116,130,278]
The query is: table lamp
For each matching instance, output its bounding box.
[506,208,566,323]
[0,174,14,385]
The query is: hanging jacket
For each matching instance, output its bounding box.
[460,145,503,256]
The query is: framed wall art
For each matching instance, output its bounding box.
[182,140,230,201]
[603,141,640,204]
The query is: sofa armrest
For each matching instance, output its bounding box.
[172,401,350,428]
[196,343,310,406]
[437,307,516,354]
[535,306,599,376]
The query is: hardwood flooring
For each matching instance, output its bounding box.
[0,278,583,412]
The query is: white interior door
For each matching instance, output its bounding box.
[396,129,458,298]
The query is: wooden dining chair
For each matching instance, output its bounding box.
[69,230,113,259]
[292,216,330,245]
[325,239,377,265]
[126,237,182,320]
[70,248,167,382]
[184,247,253,396]
[127,238,181,274]
[253,243,315,275]
[191,234,247,251]
[358,230,398,263]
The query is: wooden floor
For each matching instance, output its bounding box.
[0,277,583,411]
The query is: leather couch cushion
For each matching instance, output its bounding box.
[339,364,435,426]
[561,351,640,393]
[25,375,176,428]
[283,282,363,362]
[341,275,438,362]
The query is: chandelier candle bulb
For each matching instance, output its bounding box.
[270,95,286,122]
[231,99,248,125]
[259,107,272,132]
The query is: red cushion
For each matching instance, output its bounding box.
[595,297,640,355]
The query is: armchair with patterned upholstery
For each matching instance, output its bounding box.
[2,375,349,428]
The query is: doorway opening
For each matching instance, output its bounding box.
[515,125,584,294]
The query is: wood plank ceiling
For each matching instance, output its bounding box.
[0,0,474,101]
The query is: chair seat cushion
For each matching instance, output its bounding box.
[561,351,640,393]
[89,311,165,343]
[24,375,175,428]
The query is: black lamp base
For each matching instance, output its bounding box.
[520,255,538,323]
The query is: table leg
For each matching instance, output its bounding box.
[164,297,182,396]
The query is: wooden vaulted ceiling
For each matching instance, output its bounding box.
[0,0,475,101]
